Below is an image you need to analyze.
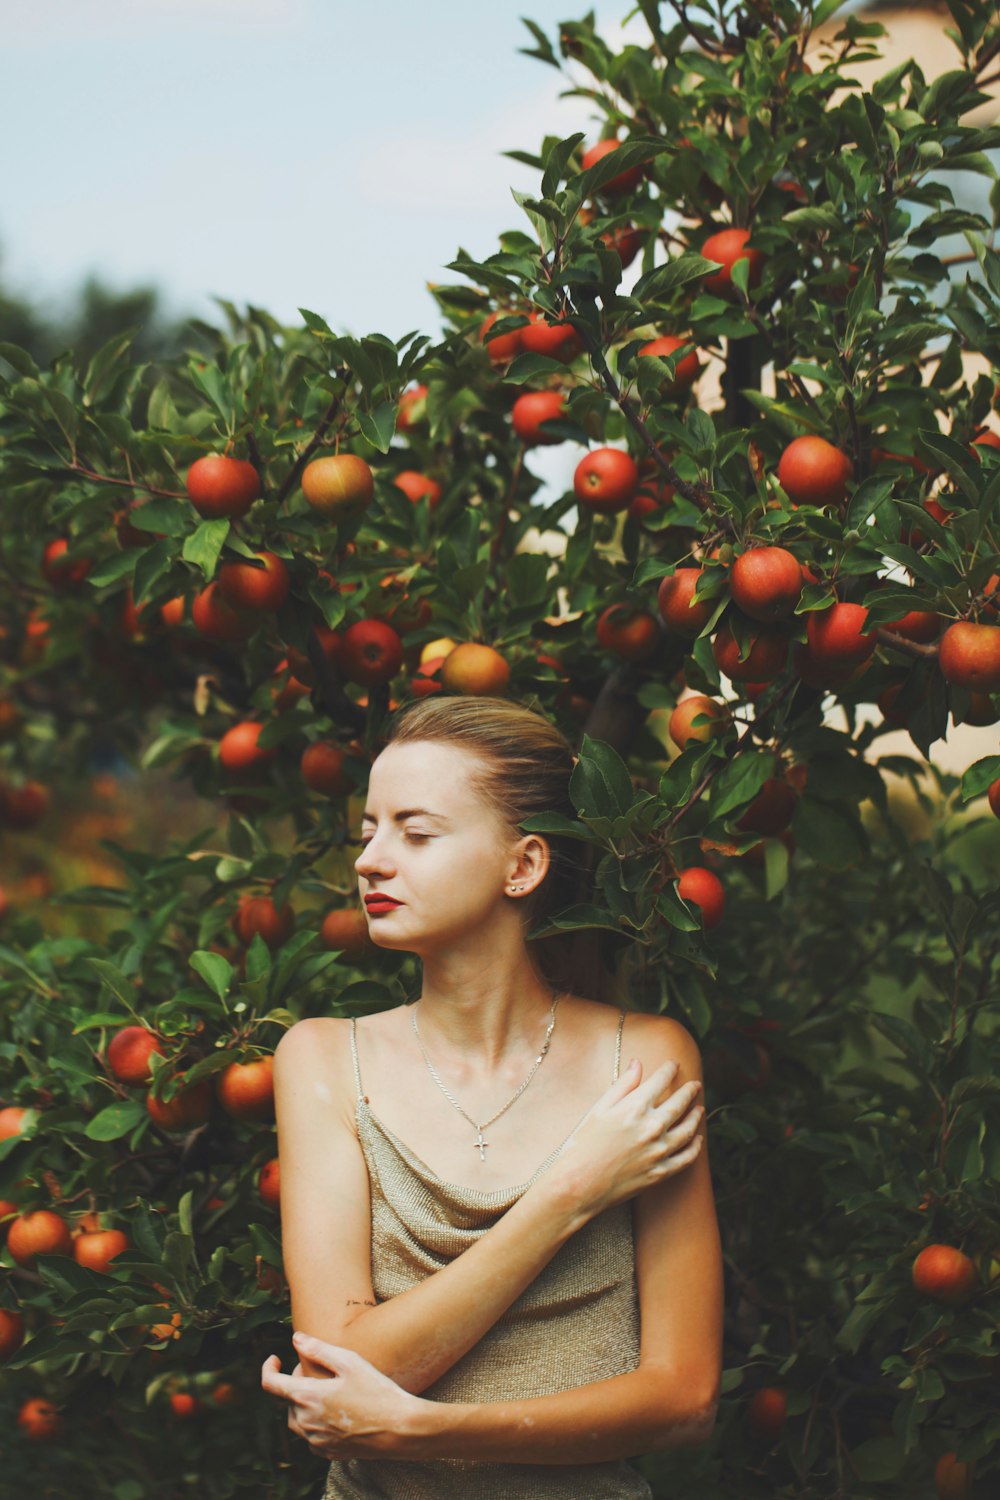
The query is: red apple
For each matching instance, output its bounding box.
[657,568,714,637]
[233,894,295,949]
[191,581,255,642]
[393,471,442,510]
[511,390,567,447]
[778,436,853,508]
[258,1157,280,1209]
[186,455,260,520]
[676,867,725,928]
[713,623,788,683]
[702,228,764,295]
[520,313,582,362]
[595,604,659,662]
[339,619,404,687]
[479,310,524,364]
[440,643,511,696]
[107,1026,165,1086]
[574,448,639,513]
[42,538,91,590]
[580,139,643,196]
[638,335,701,394]
[217,1056,274,1122]
[912,1244,978,1306]
[883,610,941,644]
[6,1210,74,1269]
[938,622,1000,691]
[668,695,730,750]
[730,547,802,621]
[806,602,876,667]
[218,722,276,776]
[146,1076,214,1132]
[301,454,374,521]
[397,384,428,430]
[218,552,290,612]
[320,907,377,958]
[301,742,353,796]
[73,1229,130,1273]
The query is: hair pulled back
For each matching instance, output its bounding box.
[381,695,621,1004]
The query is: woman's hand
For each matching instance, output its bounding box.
[261,1332,426,1461]
[543,1057,704,1220]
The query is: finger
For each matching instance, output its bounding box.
[662,1102,705,1148]
[292,1332,360,1373]
[651,1077,702,1121]
[656,1134,703,1177]
[261,1359,307,1402]
[610,1056,683,1104]
[632,1057,684,1107]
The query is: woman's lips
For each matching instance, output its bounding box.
[365,897,402,911]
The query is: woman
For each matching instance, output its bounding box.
[261,696,723,1497]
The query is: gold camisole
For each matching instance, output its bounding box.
[322,1006,653,1500]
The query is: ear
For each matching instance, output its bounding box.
[506,833,550,896]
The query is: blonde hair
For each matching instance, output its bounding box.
[381,696,622,1004]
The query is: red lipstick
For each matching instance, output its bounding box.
[364,895,402,912]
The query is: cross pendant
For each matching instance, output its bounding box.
[473,1127,489,1161]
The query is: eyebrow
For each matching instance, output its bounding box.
[361,808,450,824]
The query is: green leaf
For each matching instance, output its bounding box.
[85,1101,146,1141]
[570,736,636,821]
[574,137,662,200]
[181,518,230,578]
[356,401,397,454]
[127,498,189,537]
[541,131,586,199]
[86,552,137,589]
[764,838,790,901]
[632,254,720,302]
[503,352,567,384]
[519,812,604,844]
[178,1190,194,1237]
[868,1010,934,1077]
[792,797,867,869]
[960,755,1000,802]
[850,1437,905,1482]
[836,1292,892,1353]
[189,361,235,425]
[0,341,39,377]
[85,958,139,1008]
[656,886,701,932]
[531,902,630,937]
[189,950,233,1000]
[712,752,775,821]
[299,306,334,336]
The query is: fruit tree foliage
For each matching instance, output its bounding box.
[1,2,1000,1496]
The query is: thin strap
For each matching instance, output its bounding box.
[349,1017,365,1103]
[613,1007,627,1082]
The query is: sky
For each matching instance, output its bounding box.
[1,0,645,340]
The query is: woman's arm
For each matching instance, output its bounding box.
[406,1364,715,1463]
[403,1013,723,1465]
[276,1018,592,1392]
[275,1017,703,1395]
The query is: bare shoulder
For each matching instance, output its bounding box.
[622,1009,705,1084]
[273,1017,356,1123]
[274,1014,348,1063]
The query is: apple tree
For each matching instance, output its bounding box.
[1,1,1000,1495]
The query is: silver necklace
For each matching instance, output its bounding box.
[411,992,562,1162]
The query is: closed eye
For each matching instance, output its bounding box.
[359,832,430,845]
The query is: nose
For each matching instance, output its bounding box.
[354,833,394,883]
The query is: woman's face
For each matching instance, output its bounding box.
[354,740,544,954]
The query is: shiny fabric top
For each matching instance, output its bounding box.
[322,1006,653,1500]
